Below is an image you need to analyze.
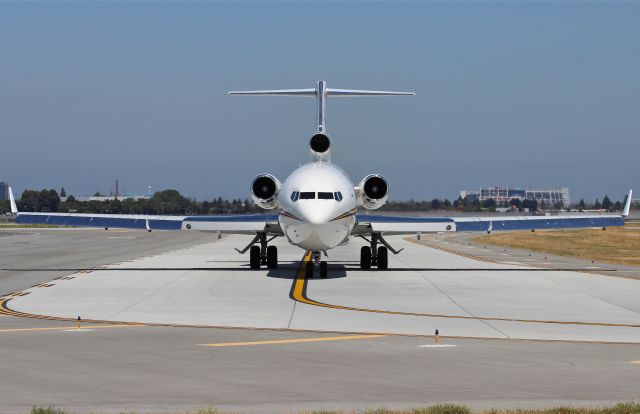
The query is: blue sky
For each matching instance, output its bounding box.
[1,1,638,202]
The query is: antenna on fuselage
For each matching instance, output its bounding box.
[228,81,414,133]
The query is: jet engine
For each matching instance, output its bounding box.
[251,174,281,209]
[356,174,389,210]
[309,132,331,162]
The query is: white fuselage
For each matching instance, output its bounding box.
[277,162,357,252]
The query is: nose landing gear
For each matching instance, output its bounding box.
[306,251,328,279]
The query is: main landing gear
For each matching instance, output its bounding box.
[236,232,279,270]
[359,233,403,270]
[306,251,328,279]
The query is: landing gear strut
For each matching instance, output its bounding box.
[306,251,328,279]
[359,233,402,270]
[239,232,279,270]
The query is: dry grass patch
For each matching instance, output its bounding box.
[474,228,640,267]
[27,403,640,414]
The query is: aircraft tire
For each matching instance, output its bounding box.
[320,261,328,278]
[377,246,388,270]
[360,246,372,270]
[305,261,314,278]
[249,246,261,269]
[266,245,278,269]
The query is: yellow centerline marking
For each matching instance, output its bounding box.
[199,334,387,347]
[630,360,640,364]
[291,250,640,329]
[0,324,141,333]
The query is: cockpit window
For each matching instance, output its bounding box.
[299,192,315,200]
[291,191,343,202]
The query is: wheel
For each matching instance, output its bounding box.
[320,261,328,278]
[305,261,314,278]
[360,246,371,270]
[377,246,388,270]
[266,245,278,269]
[249,245,261,269]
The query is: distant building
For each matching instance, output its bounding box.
[60,194,149,202]
[460,187,570,209]
[0,182,8,201]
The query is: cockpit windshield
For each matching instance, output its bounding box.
[291,191,344,202]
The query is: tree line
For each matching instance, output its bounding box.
[2,189,633,215]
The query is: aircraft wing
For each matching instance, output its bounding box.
[14,212,282,235]
[353,213,626,235]
[352,215,456,235]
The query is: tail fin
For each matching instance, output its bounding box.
[8,187,18,214]
[622,189,633,217]
[229,80,414,133]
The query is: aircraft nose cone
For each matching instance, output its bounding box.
[298,203,334,225]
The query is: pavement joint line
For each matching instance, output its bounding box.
[198,334,388,347]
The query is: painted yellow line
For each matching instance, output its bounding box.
[199,334,387,347]
[0,324,142,333]
[630,360,640,365]
[291,251,640,329]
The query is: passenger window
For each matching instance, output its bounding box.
[299,192,315,199]
[318,192,334,200]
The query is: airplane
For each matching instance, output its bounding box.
[10,81,634,278]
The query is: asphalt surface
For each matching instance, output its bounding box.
[1,228,639,413]
[0,228,217,296]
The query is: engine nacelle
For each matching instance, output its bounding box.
[309,132,331,162]
[250,174,281,210]
[356,174,389,210]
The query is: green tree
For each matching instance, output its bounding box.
[602,195,612,210]
[594,198,602,209]
[482,198,496,209]
[578,198,586,211]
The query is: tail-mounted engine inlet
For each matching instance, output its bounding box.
[309,132,331,162]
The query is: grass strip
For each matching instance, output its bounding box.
[29,402,640,414]
[474,228,640,267]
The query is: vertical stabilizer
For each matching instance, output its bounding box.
[622,189,633,217]
[9,187,18,214]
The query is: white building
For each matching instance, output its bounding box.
[460,187,570,209]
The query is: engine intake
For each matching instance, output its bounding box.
[309,133,331,162]
[357,174,389,210]
[251,174,281,209]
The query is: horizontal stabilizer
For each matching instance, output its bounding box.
[229,80,414,133]
[326,88,414,96]
[228,89,316,96]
